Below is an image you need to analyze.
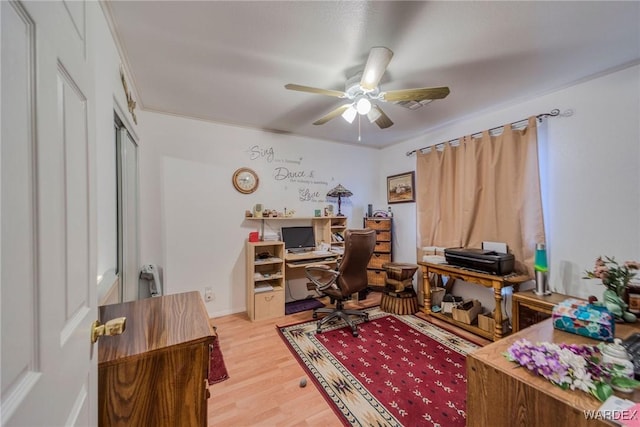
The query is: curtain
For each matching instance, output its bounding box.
[416,117,545,276]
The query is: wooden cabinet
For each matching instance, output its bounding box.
[98,291,214,427]
[364,217,392,289]
[246,241,285,321]
[512,290,571,332]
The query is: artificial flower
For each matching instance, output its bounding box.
[505,339,640,402]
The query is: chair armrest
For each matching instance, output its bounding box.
[305,265,339,291]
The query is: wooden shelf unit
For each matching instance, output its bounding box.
[246,216,347,249]
[246,241,285,321]
[329,216,347,251]
[418,262,531,341]
[363,217,392,289]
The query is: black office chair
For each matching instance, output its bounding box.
[305,228,376,337]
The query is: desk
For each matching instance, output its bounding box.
[284,251,339,271]
[284,251,339,282]
[246,243,341,321]
[418,262,531,341]
[467,318,639,427]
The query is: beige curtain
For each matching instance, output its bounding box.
[416,117,545,276]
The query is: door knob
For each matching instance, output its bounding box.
[91,317,126,343]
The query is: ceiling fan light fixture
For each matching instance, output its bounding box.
[341,105,357,123]
[356,97,371,115]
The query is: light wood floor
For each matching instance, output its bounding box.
[207,292,489,426]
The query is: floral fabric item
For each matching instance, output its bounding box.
[552,298,615,342]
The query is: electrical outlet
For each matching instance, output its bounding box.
[204,287,214,302]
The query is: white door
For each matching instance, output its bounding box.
[1,1,97,426]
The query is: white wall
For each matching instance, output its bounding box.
[136,64,639,318]
[380,64,640,314]
[138,113,379,316]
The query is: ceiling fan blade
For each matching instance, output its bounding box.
[372,105,393,129]
[359,47,394,91]
[313,104,351,125]
[285,83,346,98]
[381,86,450,102]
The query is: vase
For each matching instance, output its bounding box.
[603,289,637,323]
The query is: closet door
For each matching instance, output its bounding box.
[116,124,140,302]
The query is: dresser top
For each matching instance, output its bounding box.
[98,291,213,365]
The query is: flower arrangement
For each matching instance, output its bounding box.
[584,256,640,322]
[505,339,640,402]
[584,256,640,296]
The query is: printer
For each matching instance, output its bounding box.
[444,247,515,276]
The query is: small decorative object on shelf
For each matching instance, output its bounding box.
[504,339,640,402]
[534,243,551,295]
[584,256,640,323]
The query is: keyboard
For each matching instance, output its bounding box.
[621,332,640,380]
[312,250,333,256]
[289,257,336,265]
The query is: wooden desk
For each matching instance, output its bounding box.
[418,262,531,341]
[284,251,339,270]
[512,290,572,332]
[98,291,214,427]
[467,318,639,427]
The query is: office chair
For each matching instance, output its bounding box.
[305,228,376,337]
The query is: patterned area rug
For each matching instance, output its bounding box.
[208,332,230,385]
[285,297,325,315]
[277,307,480,426]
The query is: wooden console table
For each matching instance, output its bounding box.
[418,262,530,341]
[467,318,640,426]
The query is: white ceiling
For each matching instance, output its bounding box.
[104,1,640,149]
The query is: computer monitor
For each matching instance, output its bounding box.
[281,226,315,253]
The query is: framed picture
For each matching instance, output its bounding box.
[387,171,415,204]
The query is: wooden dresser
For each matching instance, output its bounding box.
[98,291,214,427]
[364,217,392,290]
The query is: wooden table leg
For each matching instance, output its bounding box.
[421,265,432,314]
[493,283,504,340]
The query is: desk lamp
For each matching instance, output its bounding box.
[326,184,353,216]
[534,243,551,295]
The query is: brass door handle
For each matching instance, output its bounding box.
[91,317,126,343]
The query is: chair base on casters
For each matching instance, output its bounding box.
[312,300,368,337]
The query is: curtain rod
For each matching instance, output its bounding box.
[405,109,563,157]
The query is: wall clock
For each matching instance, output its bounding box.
[232,167,259,194]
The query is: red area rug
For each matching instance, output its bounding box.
[208,334,229,385]
[277,307,480,426]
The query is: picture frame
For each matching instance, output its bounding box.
[387,171,415,204]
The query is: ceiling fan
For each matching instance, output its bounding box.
[285,47,450,130]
